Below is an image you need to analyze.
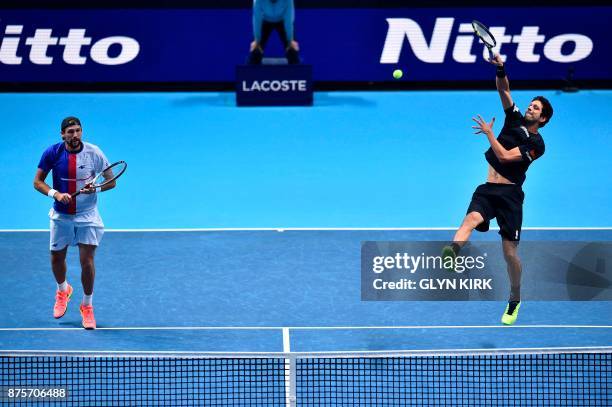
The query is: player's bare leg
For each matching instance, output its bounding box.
[51,246,68,285]
[454,212,485,244]
[51,246,73,318]
[501,239,522,325]
[442,212,485,270]
[78,244,97,329]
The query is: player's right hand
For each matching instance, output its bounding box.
[54,193,72,204]
[489,53,503,67]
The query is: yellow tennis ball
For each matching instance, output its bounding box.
[393,69,403,79]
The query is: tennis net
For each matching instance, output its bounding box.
[1,348,610,406]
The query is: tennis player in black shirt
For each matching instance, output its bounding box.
[443,53,553,325]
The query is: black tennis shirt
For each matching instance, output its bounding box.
[485,104,545,186]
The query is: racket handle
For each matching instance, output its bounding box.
[71,191,81,198]
[487,47,494,60]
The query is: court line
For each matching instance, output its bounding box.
[282,328,291,352]
[1,346,610,358]
[1,227,611,232]
[282,328,294,407]
[1,325,610,331]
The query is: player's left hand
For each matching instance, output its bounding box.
[472,115,495,136]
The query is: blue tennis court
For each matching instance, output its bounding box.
[0,90,610,405]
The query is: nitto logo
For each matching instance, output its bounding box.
[380,18,593,64]
[0,25,140,65]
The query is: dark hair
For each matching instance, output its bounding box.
[61,116,81,132]
[532,96,553,127]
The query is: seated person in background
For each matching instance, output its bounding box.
[248,0,300,65]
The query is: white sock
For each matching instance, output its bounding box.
[82,294,93,306]
[57,281,68,292]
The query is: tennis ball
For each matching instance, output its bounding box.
[393,69,403,80]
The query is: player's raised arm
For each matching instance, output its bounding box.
[489,53,513,111]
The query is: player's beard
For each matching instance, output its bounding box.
[523,112,539,127]
[66,138,82,151]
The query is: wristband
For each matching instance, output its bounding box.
[496,65,506,78]
[47,189,58,199]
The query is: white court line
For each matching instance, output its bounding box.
[282,328,291,352]
[0,326,282,331]
[1,227,611,232]
[1,346,611,358]
[0,325,610,332]
[282,328,295,407]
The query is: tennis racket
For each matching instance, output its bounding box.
[471,20,496,60]
[71,161,127,198]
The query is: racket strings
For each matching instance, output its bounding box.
[92,161,127,187]
[472,21,496,48]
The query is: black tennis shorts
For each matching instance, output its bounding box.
[467,183,525,241]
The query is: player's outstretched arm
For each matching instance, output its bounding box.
[489,53,513,111]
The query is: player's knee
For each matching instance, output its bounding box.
[504,254,521,268]
[50,251,65,265]
[79,256,94,270]
[464,212,483,229]
[51,256,64,267]
[503,249,520,265]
